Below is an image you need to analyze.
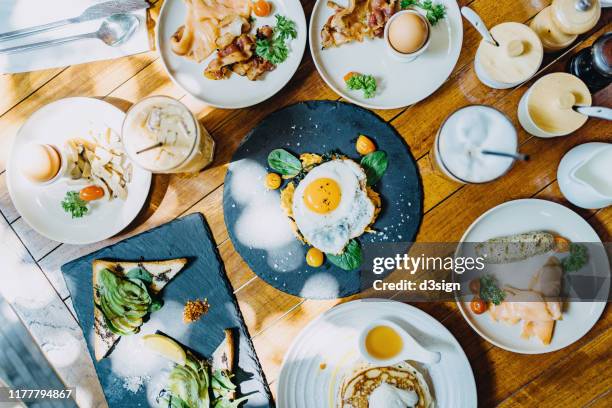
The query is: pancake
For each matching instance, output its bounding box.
[338,361,433,408]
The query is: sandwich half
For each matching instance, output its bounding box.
[92,258,188,361]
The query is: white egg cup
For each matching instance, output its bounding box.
[22,143,68,187]
[384,10,431,63]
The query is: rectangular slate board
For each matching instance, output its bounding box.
[61,213,273,407]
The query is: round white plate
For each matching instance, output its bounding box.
[457,199,609,354]
[277,299,477,407]
[6,97,152,245]
[309,0,463,109]
[157,0,307,109]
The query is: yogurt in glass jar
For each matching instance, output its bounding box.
[432,105,518,184]
[122,96,215,173]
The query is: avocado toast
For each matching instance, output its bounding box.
[93,258,188,361]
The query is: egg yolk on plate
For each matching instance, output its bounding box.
[303,178,342,214]
[365,325,403,360]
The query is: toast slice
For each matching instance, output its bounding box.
[93,258,188,361]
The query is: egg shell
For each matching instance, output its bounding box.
[388,13,429,54]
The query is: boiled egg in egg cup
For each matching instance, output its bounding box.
[384,10,432,62]
[358,319,441,366]
[17,143,67,186]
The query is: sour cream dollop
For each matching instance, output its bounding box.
[369,382,419,408]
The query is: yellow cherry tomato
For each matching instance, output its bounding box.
[356,135,376,155]
[253,0,272,17]
[306,248,324,267]
[265,173,281,190]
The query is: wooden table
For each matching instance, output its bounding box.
[0,1,610,407]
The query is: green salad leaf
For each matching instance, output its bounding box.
[268,149,302,176]
[345,73,377,99]
[126,267,153,285]
[360,151,388,186]
[562,243,588,272]
[327,240,363,271]
[255,14,297,65]
[479,275,506,305]
[400,0,446,25]
[61,191,88,218]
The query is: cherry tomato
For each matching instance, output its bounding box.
[343,71,358,82]
[265,173,281,190]
[306,248,324,267]
[469,278,481,295]
[355,135,376,155]
[79,185,105,201]
[253,0,272,17]
[470,298,487,314]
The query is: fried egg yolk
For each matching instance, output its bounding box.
[303,178,342,214]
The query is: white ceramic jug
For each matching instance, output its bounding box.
[558,142,612,209]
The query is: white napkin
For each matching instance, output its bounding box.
[0,0,150,74]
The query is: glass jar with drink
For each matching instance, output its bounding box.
[122,95,215,174]
[431,105,520,184]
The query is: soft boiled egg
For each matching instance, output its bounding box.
[292,159,375,255]
[388,12,429,54]
[20,143,61,183]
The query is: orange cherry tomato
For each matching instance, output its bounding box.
[344,71,359,82]
[79,185,105,201]
[470,298,487,314]
[253,0,272,17]
[355,135,376,155]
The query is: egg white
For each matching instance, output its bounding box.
[292,159,375,255]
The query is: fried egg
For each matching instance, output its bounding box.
[292,159,375,254]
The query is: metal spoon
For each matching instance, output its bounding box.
[0,14,139,55]
[481,150,530,161]
[574,106,612,121]
[461,7,499,46]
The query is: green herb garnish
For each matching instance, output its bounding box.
[562,243,588,272]
[255,14,297,65]
[345,73,377,99]
[360,151,388,186]
[400,0,446,25]
[61,191,88,218]
[268,148,302,176]
[479,275,506,305]
[327,239,363,271]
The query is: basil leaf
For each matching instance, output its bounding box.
[126,267,153,286]
[360,151,388,186]
[149,297,164,312]
[327,240,363,271]
[268,149,302,176]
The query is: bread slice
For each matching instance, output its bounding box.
[93,258,188,361]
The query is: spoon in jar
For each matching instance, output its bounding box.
[0,14,139,54]
[461,7,499,46]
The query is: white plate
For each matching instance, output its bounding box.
[157,0,307,109]
[6,97,152,245]
[309,0,463,109]
[277,299,477,408]
[457,199,609,354]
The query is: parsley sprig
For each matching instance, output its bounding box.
[61,191,88,218]
[255,15,297,65]
[479,275,506,306]
[400,0,446,25]
[345,73,377,98]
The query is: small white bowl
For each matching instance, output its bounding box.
[20,143,68,187]
[384,10,432,63]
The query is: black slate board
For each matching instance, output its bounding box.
[223,101,423,299]
[61,213,273,408]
